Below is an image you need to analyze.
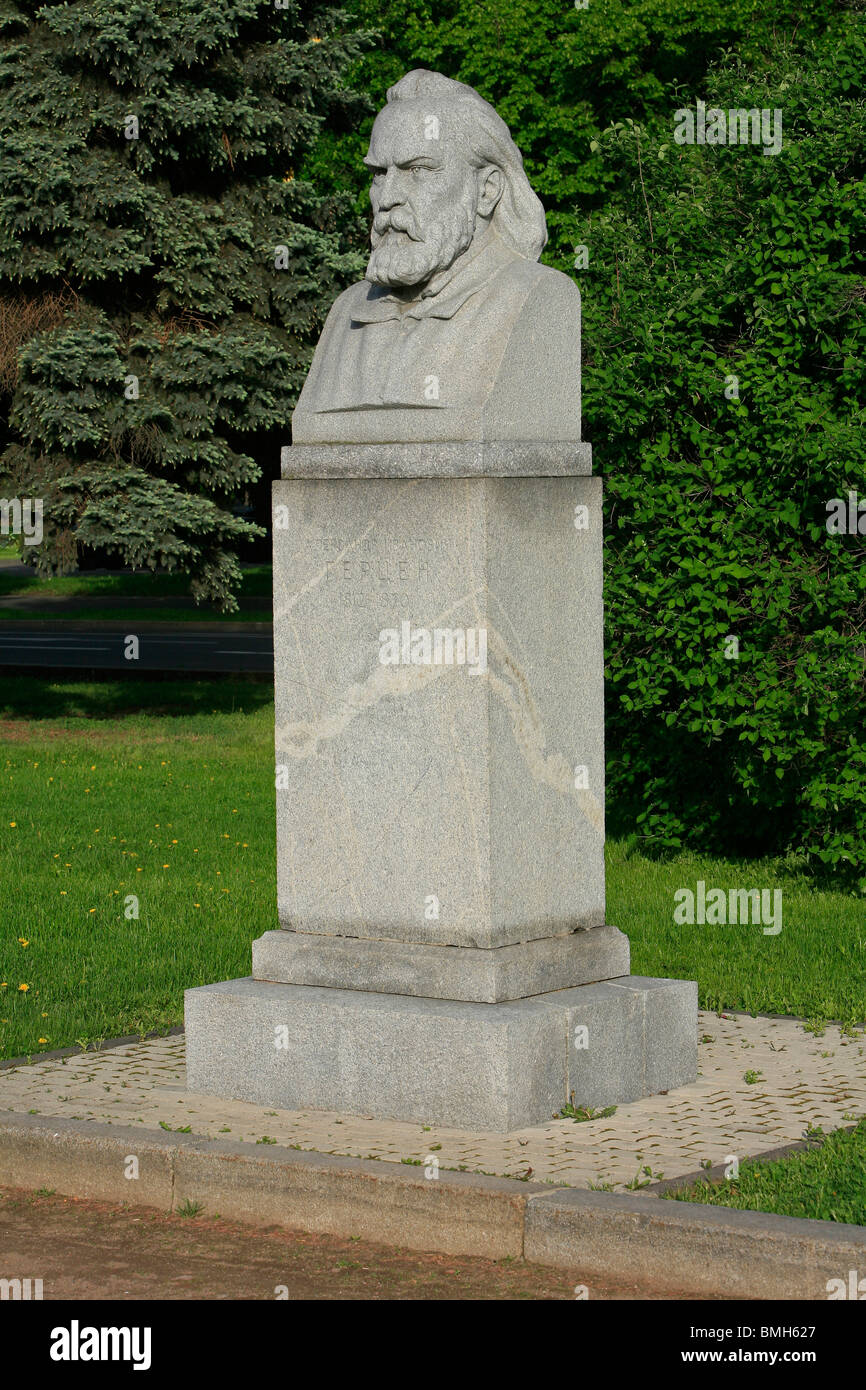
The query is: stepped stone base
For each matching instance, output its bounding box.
[184,974,698,1132]
[252,925,629,1004]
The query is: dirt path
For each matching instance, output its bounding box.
[0,1187,710,1301]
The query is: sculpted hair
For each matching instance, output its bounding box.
[384,69,548,262]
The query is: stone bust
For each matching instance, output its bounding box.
[291,69,582,446]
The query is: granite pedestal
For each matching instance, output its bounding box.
[185,442,698,1131]
[185,974,697,1132]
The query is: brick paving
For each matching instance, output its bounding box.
[1,1011,863,1189]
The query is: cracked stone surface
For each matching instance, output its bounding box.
[2,1011,863,1190]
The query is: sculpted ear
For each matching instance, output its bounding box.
[476,164,504,218]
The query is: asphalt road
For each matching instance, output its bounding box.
[0,625,273,673]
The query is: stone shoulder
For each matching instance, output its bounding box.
[500,256,582,308]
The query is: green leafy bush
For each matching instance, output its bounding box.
[571,18,866,880]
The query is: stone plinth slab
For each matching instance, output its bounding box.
[184,974,697,1132]
[252,925,629,1003]
[273,467,604,949]
[281,441,593,478]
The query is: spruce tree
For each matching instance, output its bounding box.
[0,0,373,607]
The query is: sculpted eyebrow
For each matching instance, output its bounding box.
[362,156,441,171]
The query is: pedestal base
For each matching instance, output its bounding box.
[252,925,629,1003]
[184,974,698,1132]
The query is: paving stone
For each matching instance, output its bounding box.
[0,1012,863,1190]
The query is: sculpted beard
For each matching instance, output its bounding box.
[366,199,476,289]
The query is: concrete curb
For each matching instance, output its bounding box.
[0,1114,540,1260]
[1,1112,863,1296]
[525,1187,865,1299]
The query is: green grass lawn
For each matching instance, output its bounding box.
[608,841,865,1026]
[665,1121,866,1225]
[0,564,273,600]
[0,676,863,1059]
[0,563,273,621]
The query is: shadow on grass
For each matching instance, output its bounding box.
[0,674,274,720]
[0,565,273,600]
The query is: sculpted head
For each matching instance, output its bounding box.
[364,70,547,292]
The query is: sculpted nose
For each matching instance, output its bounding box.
[375,168,404,209]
